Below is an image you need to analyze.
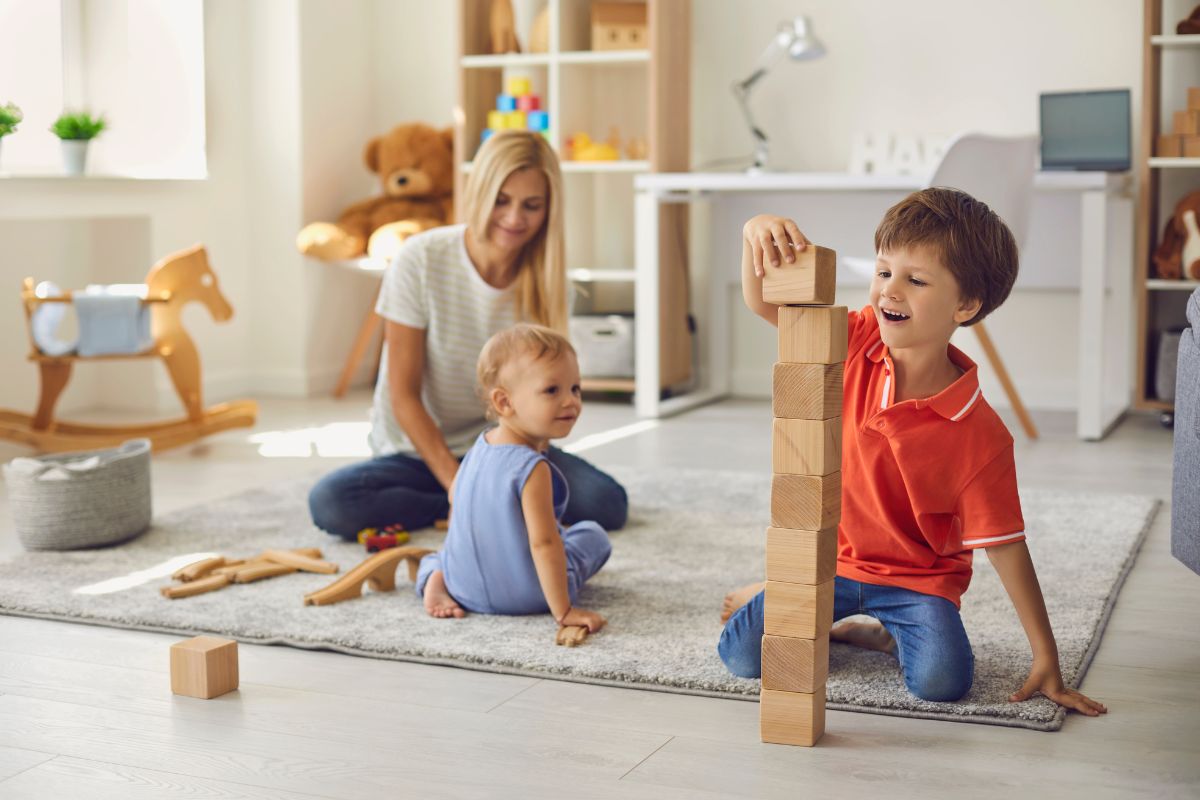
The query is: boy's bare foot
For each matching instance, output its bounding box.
[422,570,465,619]
[831,619,895,654]
[720,582,765,623]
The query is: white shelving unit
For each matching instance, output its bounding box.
[455,0,692,395]
[1136,1,1200,414]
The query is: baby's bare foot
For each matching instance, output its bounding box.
[422,570,465,619]
[720,582,765,623]
[831,619,895,654]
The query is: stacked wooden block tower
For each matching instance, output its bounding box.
[759,244,846,747]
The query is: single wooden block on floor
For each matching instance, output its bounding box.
[1186,136,1200,158]
[765,526,838,585]
[772,417,842,477]
[778,306,848,364]
[760,687,825,747]
[762,633,830,693]
[772,362,843,420]
[170,635,239,699]
[764,579,835,639]
[762,245,837,306]
[771,472,841,531]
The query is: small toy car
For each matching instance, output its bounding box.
[356,524,409,552]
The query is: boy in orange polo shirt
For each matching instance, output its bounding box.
[718,188,1106,716]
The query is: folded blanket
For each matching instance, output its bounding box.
[74,286,153,357]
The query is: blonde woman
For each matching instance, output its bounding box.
[309,131,628,538]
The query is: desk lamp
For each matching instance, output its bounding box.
[732,16,826,173]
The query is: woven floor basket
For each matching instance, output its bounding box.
[3,438,152,551]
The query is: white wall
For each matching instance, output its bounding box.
[695,0,1142,410]
[0,0,1146,420]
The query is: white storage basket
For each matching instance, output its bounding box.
[570,314,635,378]
[3,438,152,551]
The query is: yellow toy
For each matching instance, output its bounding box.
[2,244,257,453]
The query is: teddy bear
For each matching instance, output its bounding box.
[296,122,455,262]
[1153,190,1200,280]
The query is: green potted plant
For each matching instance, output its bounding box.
[0,102,22,170]
[50,110,106,175]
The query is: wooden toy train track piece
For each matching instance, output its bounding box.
[161,573,233,599]
[303,546,434,606]
[172,556,226,583]
[162,548,327,598]
[261,549,339,574]
[555,625,589,647]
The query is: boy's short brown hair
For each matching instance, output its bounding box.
[873,187,1018,326]
[476,323,577,419]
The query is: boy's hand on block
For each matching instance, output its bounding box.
[1010,660,1108,717]
[743,215,809,277]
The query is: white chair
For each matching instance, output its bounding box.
[843,133,1040,440]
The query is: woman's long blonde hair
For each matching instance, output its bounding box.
[462,130,567,333]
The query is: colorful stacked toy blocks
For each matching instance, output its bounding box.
[760,244,844,747]
[482,76,550,148]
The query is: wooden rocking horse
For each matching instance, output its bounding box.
[0,244,257,452]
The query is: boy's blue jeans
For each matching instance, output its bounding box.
[718,576,974,702]
[307,447,628,539]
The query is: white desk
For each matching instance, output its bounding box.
[633,171,1134,440]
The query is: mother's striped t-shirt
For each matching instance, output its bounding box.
[369,224,517,456]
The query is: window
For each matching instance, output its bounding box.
[0,0,206,178]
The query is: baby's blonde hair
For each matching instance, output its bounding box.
[477,324,577,420]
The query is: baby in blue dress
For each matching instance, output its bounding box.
[416,324,611,634]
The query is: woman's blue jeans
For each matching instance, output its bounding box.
[718,576,974,702]
[308,447,628,539]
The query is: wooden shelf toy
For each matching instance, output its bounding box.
[170,635,239,699]
[759,242,844,747]
[4,244,257,453]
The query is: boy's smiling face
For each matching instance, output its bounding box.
[870,244,982,352]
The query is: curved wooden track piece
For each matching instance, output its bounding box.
[555,625,589,647]
[303,546,434,606]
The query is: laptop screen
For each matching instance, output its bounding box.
[1039,89,1131,171]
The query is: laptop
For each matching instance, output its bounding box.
[1039,89,1132,171]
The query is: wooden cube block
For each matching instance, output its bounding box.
[765,526,838,585]
[762,245,837,306]
[772,362,843,419]
[1190,87,1200,111]
[762,634,830,693]
[1158,134,1184,157]
[1186,136,1200,158]
[771,472,841,531]
[760,687,825,747]
[778,306,848,364]
[170,635,239,699]
[772,417,842,476]
[764,579,835,639]
[1175,109,1200,136]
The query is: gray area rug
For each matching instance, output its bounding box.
[0,467,1158,731]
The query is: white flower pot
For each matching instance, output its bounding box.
[61,140,90,175]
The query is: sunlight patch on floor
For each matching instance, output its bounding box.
[74,552,218,595]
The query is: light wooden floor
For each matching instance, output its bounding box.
[0,394,1196,799]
